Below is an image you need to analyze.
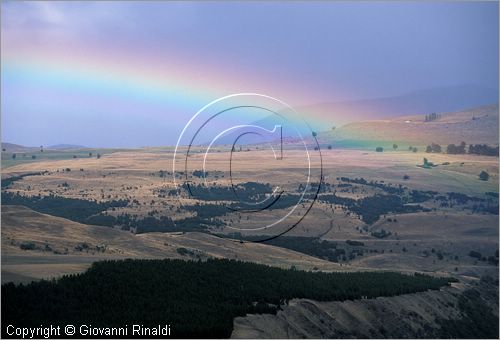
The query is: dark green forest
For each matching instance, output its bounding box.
[1,171,48,189]
[235,235,347,262]
[2,259,455,338]
[2,172,497,237]
[1,191,128,223]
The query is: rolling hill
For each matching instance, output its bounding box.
[1,143,39,152]
[320,103,499,146]
[1,205,348,284]
[296,85,498,127]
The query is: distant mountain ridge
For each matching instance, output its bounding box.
[1,143,88,151]
[48,144,88,150]
[296,84,498,126]
[3,84,498,149]
[1,143,38,152]
[319,103,499,146]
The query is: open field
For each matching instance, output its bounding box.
[3,147,497,195]
[1,144,134,169]
[2,144,498,283]
[1,205,350,284]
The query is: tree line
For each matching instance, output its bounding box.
[425,142,498,156]
[2,258,456,338]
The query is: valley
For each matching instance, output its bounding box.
[2,104,498,338]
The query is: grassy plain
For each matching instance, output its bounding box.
[1,145,498,282]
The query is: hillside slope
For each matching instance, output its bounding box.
[321,104,498,146]
[1,143,38,152]
[232,280,498,338]
[297,85,498,125]
[1,205,348,283]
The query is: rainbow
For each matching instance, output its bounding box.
[2,41,339,123]
[2,39,371,150]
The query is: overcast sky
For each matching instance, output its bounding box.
[1,1,498,147]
